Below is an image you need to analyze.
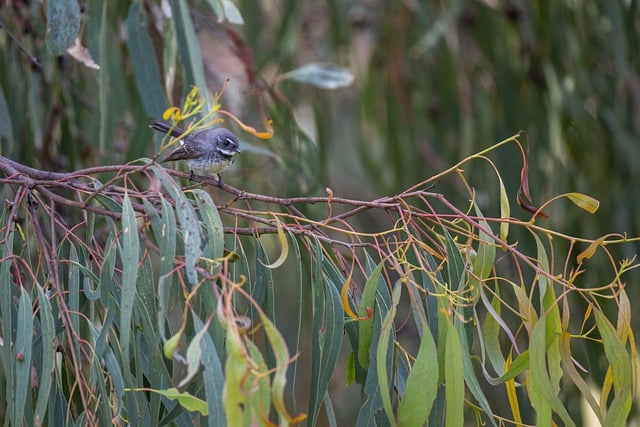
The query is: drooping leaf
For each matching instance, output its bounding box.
[177,313,211,388]
[260,215,289,269]
[397,310,439,427]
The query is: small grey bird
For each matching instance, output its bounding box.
[149,119,241,184]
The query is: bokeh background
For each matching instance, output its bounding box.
[1,0,639,425]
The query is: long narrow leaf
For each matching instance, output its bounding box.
[34,285,55,423]
[13,288,33,427]
[376,283,401,427]
[307,240,345,427]
[120,192,140,376]
[398,319,438,427]
[444,318,464,427]
[126,1,167,118]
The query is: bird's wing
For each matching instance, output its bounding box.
[162,145,192,162]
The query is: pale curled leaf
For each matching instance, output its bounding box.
[67,38,100,69]
[220,0,244,24]
[279,63,354,89]
[177,315,212,388]
[204,0,244,24]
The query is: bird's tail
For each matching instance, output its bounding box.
[149,120,185,138]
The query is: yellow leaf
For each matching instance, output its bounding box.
[567,192,600,214]
[576,237,605,264]
[340,270,368,321]
[163,330,182,359]
[504,352,522,424]
[260,216,288,269]
[162,107,181,121]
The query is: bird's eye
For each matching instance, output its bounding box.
[224,138,234,147]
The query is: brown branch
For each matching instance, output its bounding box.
[0,155,425,231]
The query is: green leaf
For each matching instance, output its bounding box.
[471,206,496,284]
[120,191,140,375]
[595,309,633,426]
[356,257,393,427]
[456,318,497,426]
[46,0,81,55]
[126,1,168,118]
[529,316,575,427]
[193,190,225,317]
[398,320,438,427]
[498,172,510,241]
[307,240,345,427]
[177,313,210,388]
[481,292,507,378]
[223,322,248,425]
[376,283,401,426]
[68,244,81,360]
[170,0,208,97]
[34,285,55,423]
[193,314,226,426]
[357,259,384,368]
[193,189,224,265]
[146,197,177,278]
[260,301,299,423]
[442,227,473,346]
[289,232,305,410]
[244,340,272,424]
[13,288,33,427]
[143,387,209,415]
[0,222,16,419]
[152,164,201,286]
[279,63,354,89]
[444,318,464,427]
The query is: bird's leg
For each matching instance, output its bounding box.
[216,173,224,187]
[189,170,194,181]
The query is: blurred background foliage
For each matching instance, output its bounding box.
[0,0,639,425]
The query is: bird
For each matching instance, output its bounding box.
[149,119,241,185]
